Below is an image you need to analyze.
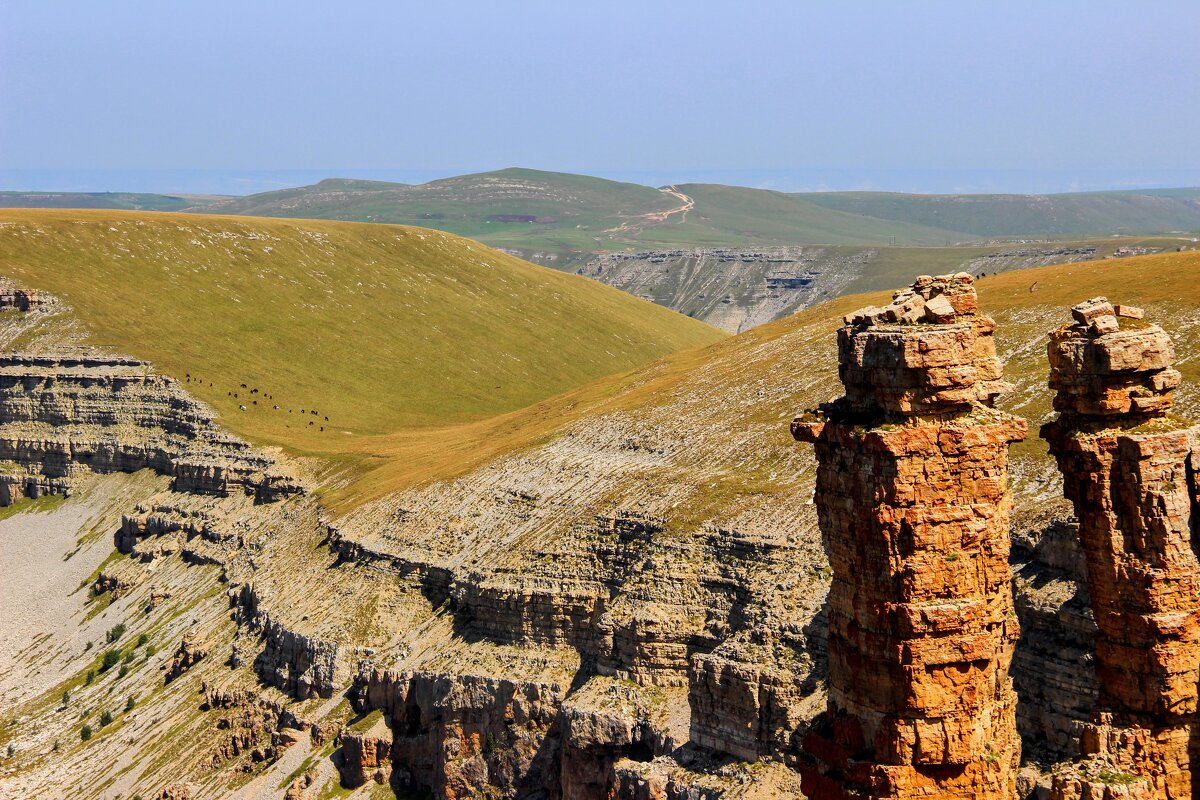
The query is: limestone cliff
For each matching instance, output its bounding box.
[0,350,300,503]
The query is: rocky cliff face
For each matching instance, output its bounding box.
[794,274,1026,798]
[0,350,300,504]
[574,245,1110,334]
[577,247,860,333]
[352,666,566,798]
[1043,298,1200,799]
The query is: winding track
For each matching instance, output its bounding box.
[602,185,694,237]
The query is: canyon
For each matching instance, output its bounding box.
[566,244,1129,333]
[6,247,1200,798]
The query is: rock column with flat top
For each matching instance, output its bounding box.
[792,273,1026,799]
[1043,298,1200,800]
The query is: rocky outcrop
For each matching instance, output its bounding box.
[558,677,686,799]
[1043,299,1200,799]
[0,350,301,504]
[339,726,392,788]
[687,649,810,763]
[284,768,319,800]
[352,666,565,798]
[0,279,54,312]
[166,632,208,683]
[155,785,194,800]
[1010,521,1100,763]
[200,685,305,770]
[233,583,342,699]
[793,273,1025,798]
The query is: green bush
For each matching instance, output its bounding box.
[101,649,121,671]
[84,670,95,685]
[118,664,129,679]
[123,650,135,664]
[136,633,149,647]
[125,696,136,712]
[80,725,92,742]
[99,710,112,727]
[105,623,126,644]
[62,689,70,705]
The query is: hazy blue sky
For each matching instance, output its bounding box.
[2,1,1198,194]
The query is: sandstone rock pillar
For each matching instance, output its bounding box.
[793,273,1026,799]
[1042,298,1200,799]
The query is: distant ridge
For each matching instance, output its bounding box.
[5,169,1199,247]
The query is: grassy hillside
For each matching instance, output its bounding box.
[197,168,683,251]
[194,168,974,249]
[661,183,970,246]
[196,170,1200,248]
[0,210,723,458]
[0,191,223,212]
[798,188,1200,238]
[5,171,1199,251]
[1,208,1197,515]
[309,247,1200,513]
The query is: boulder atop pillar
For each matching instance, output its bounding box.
[831,273,1012,417]
[1048,296,1180,419]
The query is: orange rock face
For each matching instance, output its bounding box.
[793,274,1025,799]
[1043,300,1200,799]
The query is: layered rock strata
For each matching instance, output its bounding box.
[0,350,300,503]
[352,667,566,797]
[233,582,343,700]
[1042,299,1200,799]
[792,273,1026,798]
[0,278,53,312]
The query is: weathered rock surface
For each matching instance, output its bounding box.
[573,244,1108,334]
[0,278,54,312]
[233,582,343,700]
[339,723,392,788]
[793,274,1025,798]
[1043,299,1200,799]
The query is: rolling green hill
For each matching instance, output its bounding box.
[194,168,974,249]
[0,210,724,462]
[647,183,970,246]
[7,171,1200,251]
[797,187,1200,238]
[194,169,1200,249]
[197,168,683,251]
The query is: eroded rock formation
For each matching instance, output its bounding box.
[792,273,1026,798]
[166,632,208,683]
[0,278,53,312]
[1042,299,1200,799]
[352,667,565,798]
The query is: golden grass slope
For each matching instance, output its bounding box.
[2,207,1197,516]
[336,248,1200,511]
[0,209,723,458]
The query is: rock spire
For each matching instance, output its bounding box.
[793,273,1026,798]
[1042,298,1200,799]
